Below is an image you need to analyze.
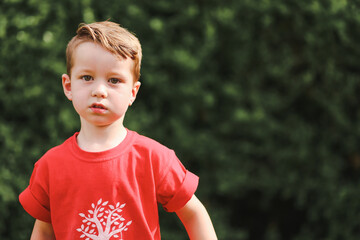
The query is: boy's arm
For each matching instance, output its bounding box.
[176,195,217,240]
[30,219,55,240]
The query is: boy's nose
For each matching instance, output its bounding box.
[91,83,108,98]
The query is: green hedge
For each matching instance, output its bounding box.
[1,0,360,239]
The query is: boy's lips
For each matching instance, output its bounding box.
[90,103,107,109]
[90,103,107,113]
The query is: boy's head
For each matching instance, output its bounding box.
[66,21,142,82]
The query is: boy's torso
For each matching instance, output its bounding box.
[46,130,161,239]
[20,129,198,239]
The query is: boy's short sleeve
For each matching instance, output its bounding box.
[19,161,51,223]
[155,150,199,212]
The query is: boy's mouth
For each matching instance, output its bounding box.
[90,103,107,110]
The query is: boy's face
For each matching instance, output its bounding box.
[62,41,140,127]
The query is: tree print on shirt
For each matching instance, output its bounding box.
[77,198,132,240]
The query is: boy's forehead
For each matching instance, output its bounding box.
[73,42,130,64]
[71,41,135,79]
[74,41,114,57]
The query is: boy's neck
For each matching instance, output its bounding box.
[76,120,127,152]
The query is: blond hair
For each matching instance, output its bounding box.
[66,21,142,81]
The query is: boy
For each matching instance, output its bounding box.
[19,21,217,239]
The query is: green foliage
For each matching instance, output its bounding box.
[1,0,360,239]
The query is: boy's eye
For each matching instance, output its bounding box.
[109,78,121,84]
[81,75,93,81]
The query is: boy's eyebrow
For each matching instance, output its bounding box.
[74,67,130,79]
[74,67,93,73]
[107,70,129,78]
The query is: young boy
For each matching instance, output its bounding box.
[19,21,217,239]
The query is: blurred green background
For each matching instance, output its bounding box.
[1,0,360,239]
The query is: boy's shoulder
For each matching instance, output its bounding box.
[35,130,175,166]
[35,133,76,165]
[38,130,173,158]
[130,130,173,153]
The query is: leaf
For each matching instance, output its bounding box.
[124,228,128,231]
[119,222,124,228]
[127,221,132,226]
[81,224,85,230]
[102,201,108,206]
[80,234,85,238]
[120,203,126,208]
[120,217,125,221]
[103,222,106,226]
[89,229,94,234]
[109,205,115,210]
[114,235,119,238]
[87,222,91,225]
[91,203,95,208]
[88,210,94,214]
[82,219,88,223]
[99,207,104,212]
[97,198,102,205]
[76,228,82,232]
[98,212,104,218]
[92,224,96,228]
[114,221,119,225]
[116,202,120,208]
[79,213,85,217]
[85,226,89,232]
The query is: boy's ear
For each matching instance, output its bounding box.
[62,74,72,101]
[129,81,141,106]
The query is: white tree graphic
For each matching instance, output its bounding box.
[77,198,132,240]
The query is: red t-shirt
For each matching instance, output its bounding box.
[19,130,198,239]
